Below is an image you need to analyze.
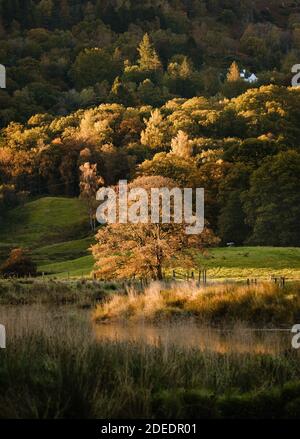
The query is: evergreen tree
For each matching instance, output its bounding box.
[227,61,240,82]
[137,34,162,71]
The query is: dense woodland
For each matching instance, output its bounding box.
[1,0,300,125]
[1,0,300,247]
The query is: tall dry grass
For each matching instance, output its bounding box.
[93,281,300,326]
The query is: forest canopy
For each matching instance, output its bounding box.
[1,84,300,246]
[1,0,300,126]
[1,1,300,248]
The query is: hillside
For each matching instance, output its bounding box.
[0,197,94,268]
[1,0,300,127]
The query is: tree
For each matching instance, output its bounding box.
[227,61,240,82]
[109,76,136,107]
[171,130,192,158]
[137,34,162,71]
[91,176,218,280]
[217,163,251,245]
[139,152,200,187]
[166,56,201,97]
[222,62,249,98]
[141,109,167,150]
[0,248,37,278]
[36,0,53,25]
[71,48,121,89]
[137,79,169,107]
[79,162,104,232]
[243,151,300,246]
[223,137,279,167]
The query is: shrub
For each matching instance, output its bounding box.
[0,248,37,278]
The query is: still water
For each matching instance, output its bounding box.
[0,305,294,355]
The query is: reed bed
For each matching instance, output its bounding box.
[93,281,300,326]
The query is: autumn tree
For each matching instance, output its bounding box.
[227,61,240,82]
[79,162,104,232]
[171,130,192,158]
[141,109,168,150]
[91,176,218,280]
[222,61,249,98]
[139,152,201,188]
[0,248,37,278]
[137,34,162,71]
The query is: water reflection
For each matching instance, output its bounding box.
[94,322,291,355]
[0,305,293,355]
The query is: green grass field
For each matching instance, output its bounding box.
[0,197,94,273]
[0,197,89,248]
[1,197,300,280]
[197,247,300,280]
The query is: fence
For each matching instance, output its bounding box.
[0,270,297,289]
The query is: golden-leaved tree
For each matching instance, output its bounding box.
[91,176,218,280]
[79,161,104,232]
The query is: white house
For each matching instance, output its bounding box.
[240,69,258,84]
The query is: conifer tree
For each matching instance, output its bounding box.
[227,61,240,82]
[137,33,162,71]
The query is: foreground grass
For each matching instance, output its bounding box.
[93,282,300,326]
[0,312,300,419]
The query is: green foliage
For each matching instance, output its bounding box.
[71,48,121,89]
[244,151,300,246]
[0,0,299,124]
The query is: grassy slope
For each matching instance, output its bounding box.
[40,255,94,277]
[0,197,89,247]
[0,197,94,275]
